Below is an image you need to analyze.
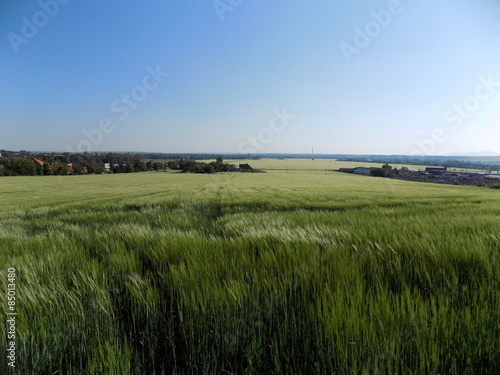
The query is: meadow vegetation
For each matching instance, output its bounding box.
[1,162,499,374]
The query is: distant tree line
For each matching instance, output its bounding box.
[0,156,167,177]
[0,151,170,165]
[0,150,260,164]
[0,150,245,176]
[167,160,237,174]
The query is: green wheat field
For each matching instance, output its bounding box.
[1,160,499,374]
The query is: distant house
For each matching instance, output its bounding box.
[0,164,4,169]
[68,162,86,169]
[425,167,447,175]
[239,163,253,171]
[68,162,88,173]
[338,168,355,174]
[485,175,500,180]
[166,161,180,169]
[33,158,45,166]
[353,167,372,175]
[93,163,111,171]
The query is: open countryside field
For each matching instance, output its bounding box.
[193,158,435,172]
[200,158,497,173]
[1,169,499,374]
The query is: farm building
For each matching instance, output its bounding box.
[485,174,500,180]
[239,163,253,171]
[353,167,372,175]
[425,167,447,175]
[338,168,355,173]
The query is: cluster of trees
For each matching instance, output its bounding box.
[0,150,169,165]
[0,150,235,164]
[0,149,262,177]
[112,161,165,174]
[370,168,394,177]
[0,158,69,176]
[0,155,252,176]
[168,160,237,174]
[0,157,167,177]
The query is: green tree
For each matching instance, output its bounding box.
[86,164,96,174]
[181,161,200,173]
[74,166,86,175]
[35,163,44,176]
[167,161,180,169]
[9,158,36,176]
[134,160,147,172]
[203,164,215,174]
[42,163,53,176]
[56,164,72,175]
[370,168,387,177]
[124,163,134,173]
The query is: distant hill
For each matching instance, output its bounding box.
[445,151,500,157]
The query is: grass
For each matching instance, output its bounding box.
[1,166,499,374]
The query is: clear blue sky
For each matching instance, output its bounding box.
[1,0,500,155]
